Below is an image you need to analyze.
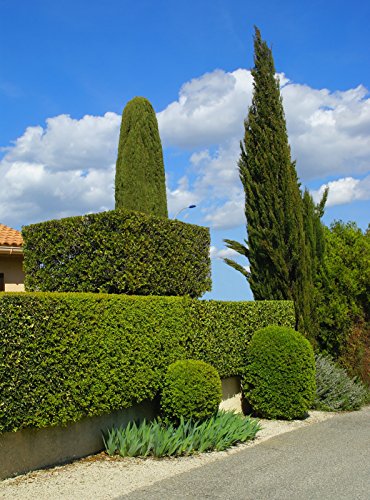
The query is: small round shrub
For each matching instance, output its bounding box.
[242,326,316,420]
[160,359,222,422]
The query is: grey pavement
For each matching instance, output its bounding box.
[119,406,370,500]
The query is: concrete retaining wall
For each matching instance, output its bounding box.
[0,400,157,480]
[0,377,242,480]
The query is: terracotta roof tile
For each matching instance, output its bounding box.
[0,224,23,247]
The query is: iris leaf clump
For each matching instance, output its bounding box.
[103,411,260,458]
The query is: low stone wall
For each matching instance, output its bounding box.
[220,376,242,413]
[0,400,157,480]
[0,377,242,480]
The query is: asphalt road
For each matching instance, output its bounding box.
[119,406,370,500]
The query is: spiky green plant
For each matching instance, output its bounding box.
[103,411,261,458]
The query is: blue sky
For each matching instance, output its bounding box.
[1,0,369,300]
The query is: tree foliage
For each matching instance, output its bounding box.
[115,96,168,217]
[224,27,315,336]
[316,221,370,383]
[302,187,328,281]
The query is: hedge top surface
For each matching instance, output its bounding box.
[22,208,211,298]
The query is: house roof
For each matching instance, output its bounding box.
[0,224,23,247]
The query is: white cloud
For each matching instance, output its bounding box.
[0,112,121,227]
[157,68,370,229]
[0,159,115,226]
[166,176,200,217]
[158,69,252,148]
[4,112,121,171]
[159,69,370,182]
[312,175,370,207]
[192,139,241,198]
[0,111,200,227]
[204,197,245,230]
[210,245,239,259]
[1,67,369,231]
[284,84,370,179]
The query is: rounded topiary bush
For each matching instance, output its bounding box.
[160,359,222,422]
[242,326,316,420]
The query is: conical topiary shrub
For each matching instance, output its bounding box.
[115,96,168,217]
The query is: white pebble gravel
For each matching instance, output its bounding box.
[0,410,336,500]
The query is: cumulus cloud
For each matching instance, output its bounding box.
[312,175,370,206]
[159,69,370,181]
[157,68,370,229]
[284,84,370,179]
[0,111,199,227]
[210,245,239,259]
[0,112,122,227]
[192,139,240,197]
[4,112,121,171]
[166,176,200,217]
[0,159,115,226]
[157,69,253,148]
[1,67,369,231]
[204,197,245,230]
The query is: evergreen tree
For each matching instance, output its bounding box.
[301,187,328,340]
[224,27,312,335]
[315,221,370,383]
[115,96,168,217]
[302,187,328,281]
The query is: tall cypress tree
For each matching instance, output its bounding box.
[224,27,312,335]
[302,187,328,281]
[302,187,328,339]
[115,96,168,217]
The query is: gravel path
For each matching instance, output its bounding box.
[0,410,336,500]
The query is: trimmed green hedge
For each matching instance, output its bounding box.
[0,293,295,434]
[22,209,211,298]
[187,300,296,378]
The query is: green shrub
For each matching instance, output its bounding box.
[103,411,261,457]
[22,208,211,298]
[312,354,368,411]
[0,293,188,434]
[0,293,295,434]
[242,326,316,420]
[187,300,295,378]
[115,97,168,217]
[315,221,370,382]
[160,360,222,422]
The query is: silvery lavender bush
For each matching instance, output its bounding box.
[313,353,368,411]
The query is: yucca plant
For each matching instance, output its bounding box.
[102,411,260,458]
